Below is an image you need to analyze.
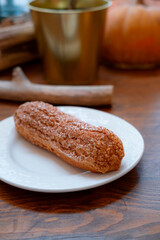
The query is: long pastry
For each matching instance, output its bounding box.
[14,101,124,173]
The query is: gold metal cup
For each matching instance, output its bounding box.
[29,0,111,85]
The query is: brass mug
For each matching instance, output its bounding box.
[29,0,111,85]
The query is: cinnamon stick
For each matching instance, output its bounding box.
[0,67,113,106]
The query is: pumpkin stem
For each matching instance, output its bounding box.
[136,0,144,5]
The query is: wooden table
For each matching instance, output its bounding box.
[0,61,160,240]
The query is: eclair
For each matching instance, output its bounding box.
[14,101,124,173]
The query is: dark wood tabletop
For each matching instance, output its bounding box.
[0,61,160,240]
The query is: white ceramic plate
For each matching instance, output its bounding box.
[0,106,144,193]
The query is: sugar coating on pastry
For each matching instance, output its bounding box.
[14,101,125,173]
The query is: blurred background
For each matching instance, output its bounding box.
[0,0,29,21]
[1,0,160,74]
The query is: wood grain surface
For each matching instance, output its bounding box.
[0,61,160,240]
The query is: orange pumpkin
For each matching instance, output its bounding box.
[102,0,160,69]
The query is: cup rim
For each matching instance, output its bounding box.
[29,0,112,14]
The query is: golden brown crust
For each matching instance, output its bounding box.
[14,101,125,173]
